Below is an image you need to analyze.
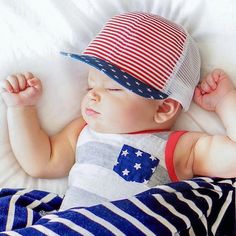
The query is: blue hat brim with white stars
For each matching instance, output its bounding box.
[60,52,168,100]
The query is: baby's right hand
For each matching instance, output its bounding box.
[0,72,42,107]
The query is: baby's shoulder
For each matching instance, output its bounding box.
[172,131,208,180]
[59,116,86,145]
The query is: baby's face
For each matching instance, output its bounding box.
[81,68,160,133]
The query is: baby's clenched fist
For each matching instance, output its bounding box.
[0,72,42,107]
[193,69,235,111]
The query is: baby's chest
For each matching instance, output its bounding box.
[75,136,168,185]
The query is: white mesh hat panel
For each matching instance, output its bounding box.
[165,35,201,110]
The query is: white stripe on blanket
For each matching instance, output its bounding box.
[192,190,213,216]
[211,191,233,235]
[174,191,208,228]
[74,208,126,235]
[50,217,94,236]
[26,208,33,227]
[104,202,156,236]
[1,231,21,236]
[130,197,178,233]
[30,225,59,236]
[27,193,57,209]
[6,189,30,230]
[152,194,192,228]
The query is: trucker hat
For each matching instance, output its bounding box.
[61,12,201,110]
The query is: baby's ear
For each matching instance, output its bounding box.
[154,99,181,124]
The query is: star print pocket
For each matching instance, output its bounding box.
[113,144,159,184]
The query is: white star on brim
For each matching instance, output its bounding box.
[134,163,141,170]
[149,156,156,161]
[135,150,143,157]
[122,150,129,156]
[122,169,130,176]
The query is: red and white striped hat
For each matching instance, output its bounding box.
[62,12,201,110]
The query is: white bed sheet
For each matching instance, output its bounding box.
[0,0,235,195]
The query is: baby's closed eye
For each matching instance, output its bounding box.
[106,88,123,91]
[86,87,122,91]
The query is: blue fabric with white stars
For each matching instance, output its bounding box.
[60,52,168,100]
[113,144,159,183]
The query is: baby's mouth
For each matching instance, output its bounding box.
[85,108,100,116]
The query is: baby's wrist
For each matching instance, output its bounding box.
[216,89,236,115]
[7,105,36,112]
[6,100,38,109]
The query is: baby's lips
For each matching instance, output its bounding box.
[85,108,100,116]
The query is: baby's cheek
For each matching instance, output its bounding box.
[120,108,140,124]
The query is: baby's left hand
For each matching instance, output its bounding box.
[193,69,235,111]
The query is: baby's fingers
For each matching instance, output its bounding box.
[16,74,28,91]
[24,72,34,80]
[205,73,217,90]
[193,86,203,105]
[6,75,20,93]
[199,80,211,94]
[0,79,14,93]
[27,77,42,92]
[212,69,227,83]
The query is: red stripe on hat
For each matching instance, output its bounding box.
[110,14,186,51]
[84,48,167,89]
[94,35,178,76]
[85,42,173,89]
[96,23,184,66]
[84,50,165,90]
[109,20,184,55]
[114,12,186,40]
[89,40,172,79]
[85,41,172,90]
[83,12,187,93]
[98,29,180,64]
[97,17,185,59]
[103,24,182,60]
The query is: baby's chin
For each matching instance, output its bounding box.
[88,125,124,134]
[85,121,130,134]
[83,115,147,134]
[83,120,108,133]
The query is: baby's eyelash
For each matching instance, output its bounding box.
[86,88,122,92]
[107,88,122,91]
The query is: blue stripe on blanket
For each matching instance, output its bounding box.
[0,177,235,235]
[112,199,176,235]
[85,204,146,236]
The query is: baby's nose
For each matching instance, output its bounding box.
[88,88,101,101]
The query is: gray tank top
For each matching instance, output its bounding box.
[60,126,181,210]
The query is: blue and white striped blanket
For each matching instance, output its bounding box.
[0,177,235,235]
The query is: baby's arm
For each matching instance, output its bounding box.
[174,69,236,180]
[0,73,85,178]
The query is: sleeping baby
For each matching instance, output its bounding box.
[1,12,236,210]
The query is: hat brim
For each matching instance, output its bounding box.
[60,52,168,100]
